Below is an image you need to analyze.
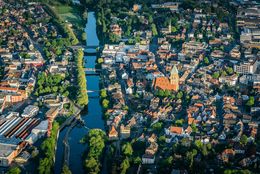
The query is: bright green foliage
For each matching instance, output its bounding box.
[221,70,227,76]
[151,23,158,36]
[120,158,130,174]
[75,49,88,106]
[81,32,87,41]
[176,91,183,99]
[226,67,234,75]
[109,33,120,43]
[97,58,104,64]
[212,71,220,79]
[175,119,184,126]
[224,169,251,174]
[102,99,109,109]
[7,167,21,174]
[38,122,59,174]
[203,57,209,65]
[35,73,67,96]
[85,157,100,174]
[84,129,106,174]
[246,96,254,107]
[62,165,72,174]
[133,157,142,165]
[152,122,163,133]
[100,89,107,98]
[122,143,133,157]
[240,135,248,146]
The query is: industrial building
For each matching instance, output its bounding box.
[0,112,43,166]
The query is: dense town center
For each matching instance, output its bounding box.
[0,0,259,174]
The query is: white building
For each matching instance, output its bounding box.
[21,105,39,117]
[234,59,258,74]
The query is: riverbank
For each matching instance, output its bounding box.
[38,121,59,174]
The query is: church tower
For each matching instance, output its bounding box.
[170,65,179,91]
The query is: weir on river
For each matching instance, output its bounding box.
[54,12,105,174]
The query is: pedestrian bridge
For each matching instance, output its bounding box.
[70,45,99,54]
[84,68,101,72]
[84,68,101,76]
[87,90,100,93]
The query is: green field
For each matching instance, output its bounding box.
[52,4,84,27]
[50,3,86,43]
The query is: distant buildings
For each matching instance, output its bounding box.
[151,2,180,12]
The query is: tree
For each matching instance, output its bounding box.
[38,121,59,174]
[175,119,184,126]
[85,157,100,174]
[212,71,220,79]
[177,91,183,99]
[75,49,88,106]
[100,89,107,98]
[203,57,209,65]
[191,123,198,133]
[84,129,105,174]
[157,90,165,97]
[120,158,130,174]
[102,99,109,109]
[152,122,163,133]
[7,167,21,174]
[81,32,86,41]
[170,93,175,99]
[151,23,158,36]
[159,156,173,172]
[109,33,120,43]
[240,135,248,146]
[62,165,72,174]
[133,156,142,165]
[171,26,177,33]
[164,90,171,97]
[122,143,133,157]
[246,96,254,107]
[148,15,153,23]
[224,169,251,174]
[221,70,227,77]
[226,67,233,75]
[97,58,104,64]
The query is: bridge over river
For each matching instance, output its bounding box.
[70,45,99,54]
[84,68,101,75]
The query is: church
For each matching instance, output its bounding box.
[152,65,179,91]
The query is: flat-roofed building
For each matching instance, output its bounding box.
[0,137,26,166]
[21,105,39,117]
[234,59,258,74]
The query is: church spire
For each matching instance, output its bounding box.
[170,65,179,91]
[171,65,178,75]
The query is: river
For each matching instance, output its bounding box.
[54,12,104,174]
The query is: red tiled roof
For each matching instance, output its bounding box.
[169,126,183,134]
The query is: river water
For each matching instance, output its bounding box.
[55,12,104,174]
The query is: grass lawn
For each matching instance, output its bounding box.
[52,4,84,27]
[51,2,86,42]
